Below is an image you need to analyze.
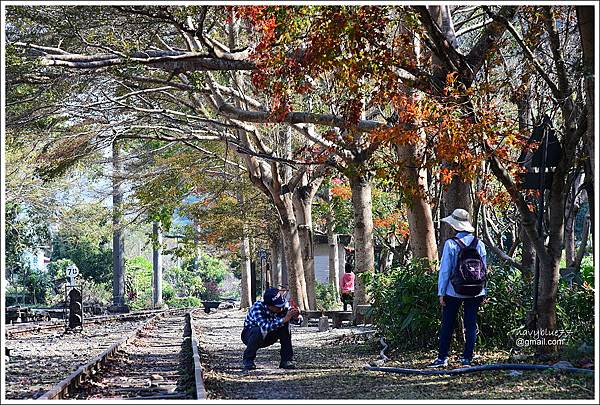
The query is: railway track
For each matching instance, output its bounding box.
[37,309,205,400]
[5,309,166,339]
[5,316,153,399]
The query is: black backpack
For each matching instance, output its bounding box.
[450,236,486,296]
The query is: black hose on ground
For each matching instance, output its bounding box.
[366,363,594,375]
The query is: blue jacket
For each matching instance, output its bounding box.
[437,231,487,298]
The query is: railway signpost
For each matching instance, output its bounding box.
[66,264,79,287]
[65,264,83,330]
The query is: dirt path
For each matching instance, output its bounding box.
[193,308,594,400]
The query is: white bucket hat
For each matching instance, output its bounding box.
[441,208,475,233]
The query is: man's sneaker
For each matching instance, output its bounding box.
[459,357,472,367]
[279,360,296,369]
[426,358,448,368]
[243,362,256,371]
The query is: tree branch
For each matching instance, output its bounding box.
[483,7,561,99]
[465,6,517,78]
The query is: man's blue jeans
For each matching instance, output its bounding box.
[241,324,293,366]
[437,295,484,360]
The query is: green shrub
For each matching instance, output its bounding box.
[167,296,201,308]
[364,257,595,353]
[45,277,112,307]
[162,283,175,302]
[315,282,339,311]
[363,259,440,350]
[478,266,532,348]
[164,265,205,298]
[195,254,230,284]
[580,255,594,286]
[556,279,595,346]
[125,256,153,310]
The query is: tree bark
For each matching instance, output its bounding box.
[577,6,595,188]
[237,189,252,309]
[294,194,314,308]
[111,141,125,309]
[564,196,577,268]
[573,215,590,273]
[396,144,438,262]
[519,223,535,279]
[349,175,375,307]
[269,233,281,289]
[514,87,534,279]
[293,173,324,310]
[379,234,397,272]
[324,187,341,295]
[152,221,163,308]
[440,176,473,251]
[239,228,252,309]
[279,196,309,310]
[279,231,289,287]
[427,6,474,250]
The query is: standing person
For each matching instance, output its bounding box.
[428,208,487,368]
[241,287,302,371]
[340,263,355,311]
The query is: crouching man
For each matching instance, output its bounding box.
[241,287,303,371]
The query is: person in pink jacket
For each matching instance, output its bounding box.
[340,263,355,311]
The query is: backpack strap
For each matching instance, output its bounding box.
[451,237,467,249]
[468,236,479,249]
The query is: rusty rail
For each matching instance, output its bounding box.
[187,311,207,399]
[6,309,167,338]
[37,313,164,400]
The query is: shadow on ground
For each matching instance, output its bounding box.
[195,309,594,400]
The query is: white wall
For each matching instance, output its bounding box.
[314,243,346,285]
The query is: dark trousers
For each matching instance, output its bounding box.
[241,324,293,365]
[341,292,354,311]
[437,295,484,360]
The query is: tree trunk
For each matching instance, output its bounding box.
[515,88,534,280]
[428,5,473,250]
[519,223,535,280]
[536,254,560,347]
[152,221,163,308]
[379,234,397,272]
[293,173,324,310]
[279,199,309,310]
[111,141,125,309]
[577,6,595,207]
[564,205,577,268]
[573,215,590,273]
[349,175,375,307]
[250,259,257,303]
[396,144,438,262]
[293,186,316,310]
[440,177,473,251]
[269,234,281,289]
[583,159,595,248]
[325,187,340,295]
[238,212,252,309]
[240,233,252,308]
[280,232,289,287]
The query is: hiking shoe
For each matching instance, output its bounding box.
[459,357,472,367]
[426,358,448,368]
[279,360,296,369]
[243,362,256,371]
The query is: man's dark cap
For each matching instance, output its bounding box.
[263,287,286,307]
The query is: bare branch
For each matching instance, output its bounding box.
[484,7,561,99]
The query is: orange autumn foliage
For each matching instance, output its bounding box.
[331,185,352,200]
